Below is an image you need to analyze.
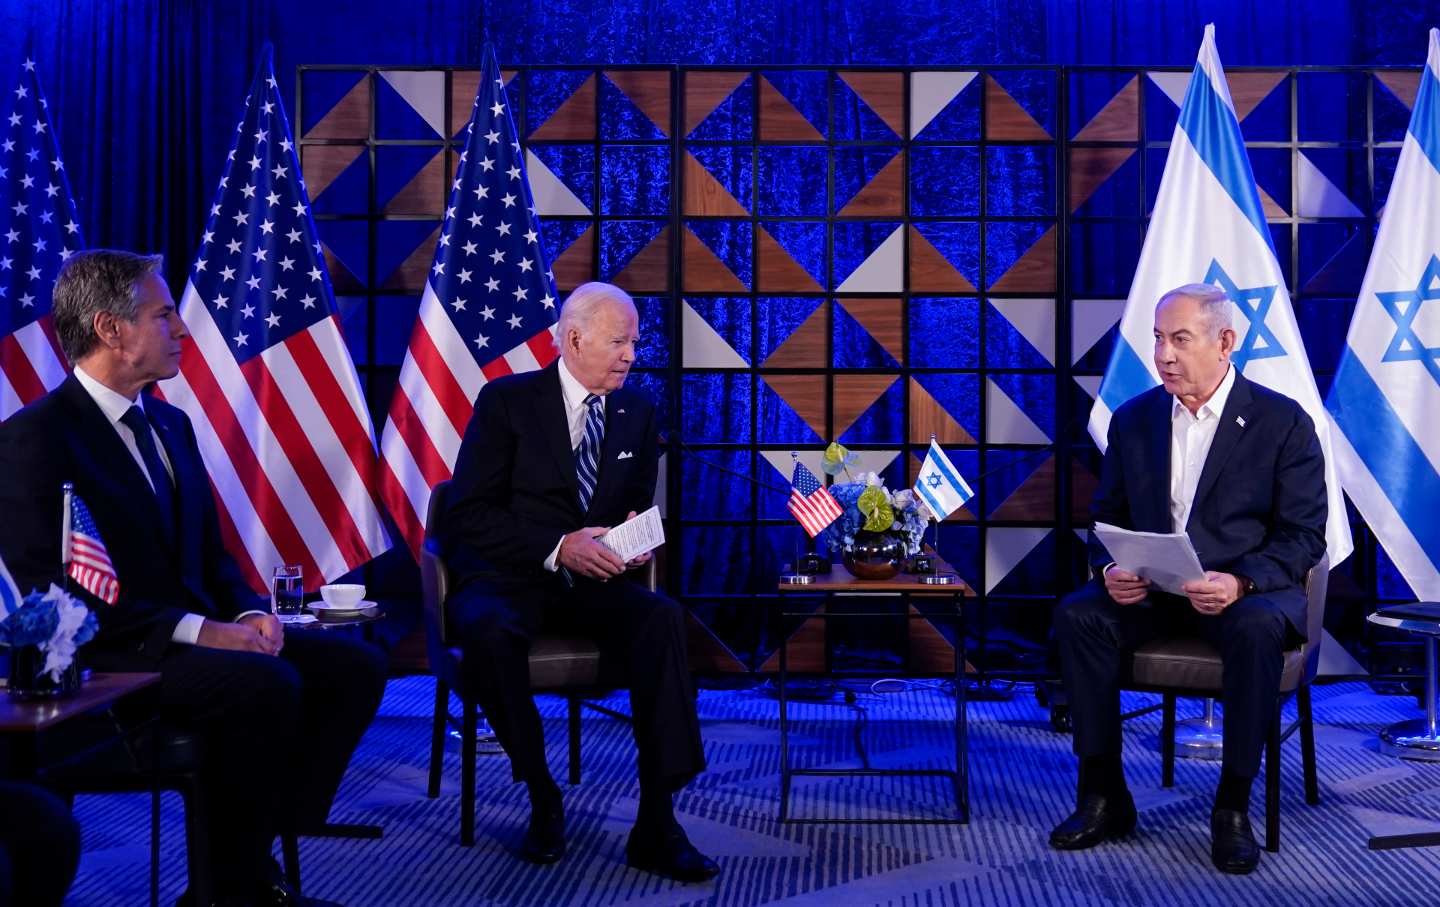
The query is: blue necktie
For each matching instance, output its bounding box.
[120,405,176,544]
[575,394,605,513]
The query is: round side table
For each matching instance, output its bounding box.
[1368,603,1440,761]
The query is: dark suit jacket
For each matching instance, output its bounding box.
[0,374,264,663]
[1089,370,1327,632]
[441,360,659,593]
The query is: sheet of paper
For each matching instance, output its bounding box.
[599,505,665,563]
[1091,522,1207,595]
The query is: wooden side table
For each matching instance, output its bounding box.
[0,672,162,778]
[775,561,975,824]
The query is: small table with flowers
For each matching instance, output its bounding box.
[774,559,975,824]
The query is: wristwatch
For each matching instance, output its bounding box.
[1235,573,1256,598]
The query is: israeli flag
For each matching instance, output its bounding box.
[1325,29,1440,599]
[0,555,19,618]
[914,440,974,520]
[1088,23,1353,567]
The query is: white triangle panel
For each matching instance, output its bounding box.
[985,527,1051,594]
[988,297,1055,365]
[835,225,903,293]
[524,149,592,216]
[985,378,1050,444]
[654,452,667,518]
[848,449,902,479]
[1073,374,1104,401]
[1147,71,1190,109]
[1071,299,1126,365]
[681,301,749,368]
[910,71,978,138]
[1296,151,1365,218]
[761,450,827,487]
[380,70,445,137]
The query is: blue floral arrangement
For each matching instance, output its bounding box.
[816,443,932,556]
[0,585,99,681]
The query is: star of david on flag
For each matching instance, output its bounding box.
[156,46,391,593]
[0,49,82,420]
[1087,23,1351,567]
[913,440,973,521]
[1326,28,1440,599]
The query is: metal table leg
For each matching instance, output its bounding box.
[778,602,791,824]
[1174,698,1225,760]
[1380,636,1440,760]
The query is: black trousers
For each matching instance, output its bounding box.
[450,573,705,794]
[0,781,80,907]
[93,630,386,896]
[1054,579,1292,780]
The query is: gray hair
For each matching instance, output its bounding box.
[1157,283,1232,339]
[52,250,165,363]
[556,281,635,341]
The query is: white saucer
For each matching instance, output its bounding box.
[309,599,376,612]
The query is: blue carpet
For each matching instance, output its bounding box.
[63,679,1440,906]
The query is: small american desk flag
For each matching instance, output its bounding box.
[66,491,117,605]
[788,459,842,538]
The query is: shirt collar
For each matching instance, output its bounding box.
[556,357,604,412]
[1172,363,1235,422]
[72,365,145,427]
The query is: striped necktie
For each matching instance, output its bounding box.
[575,393,605,513]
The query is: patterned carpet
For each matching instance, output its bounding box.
[64,678,1440,906]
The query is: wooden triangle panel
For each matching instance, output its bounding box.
[321,243,366,294]
[683,152,749,216]
[1229,72,1287,122]
[759,76,825,141]
[908,379,976,446]
[605,70,671,136]
[908,453,975,521]
[838,71,903,137]
[990,455,1056,521]
[530,74,596,140]
[1257,184,1287,219]
[448,70,513,135]
[380,225,440,292]
[756,226,823,292]
[1070,460,1100,527]
[908,226,976,293]
[985,75,1050,140]
[685,611,748,672]
[838,151,904,217]
[1069,147,1134,212]
[761,302,827,368]
[305,77,370,140]
[685,71,749,135]
[908,605,956,673]
[840,298,904,364]
[759,614,827,673]
[551,225,595,291]
[1377,71,1420,110]
[610,226,670,293]
[761,374,826,438]
[300,145,365,202]
[989,225,1056,293]
[382,149,446,216]
[832,374,898,438]
[1073,76,1139,142]
[682,227,749,292]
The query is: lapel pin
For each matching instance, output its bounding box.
[616,408,625,415]
[1236,416,1246,428]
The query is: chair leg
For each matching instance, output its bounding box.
[568,697,582,787]
[1298,684,1320,806]
[180,782,213,907]
[1265,706,1281,853]
[461,701,477,847]
[1161,693,1177,788]
[151,791,161,907]
[281,831,302,897]
[428,678,449,799]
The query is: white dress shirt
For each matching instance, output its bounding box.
[543,358,608,571]
[1169,364,1236,532]
[72,366,263,644]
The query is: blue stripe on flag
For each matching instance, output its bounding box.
[1098,336,1157,414]
[1177,62,1275,252]
[928,445,972,501]
[1326,349,1440,574]
[916,481,947,518]
[1410,65,1440,174]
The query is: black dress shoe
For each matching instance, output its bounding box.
[518,806,566,864]
[1210,808,1260,874]
[1048,791,1138,850]
[625,821,720,883]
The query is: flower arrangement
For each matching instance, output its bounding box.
[816,443,932,557]
[0,584,99,685]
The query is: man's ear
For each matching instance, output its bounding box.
[91,310,123,351]
[1218,326,1237,358]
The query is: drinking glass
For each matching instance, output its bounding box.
[272,564,304,616]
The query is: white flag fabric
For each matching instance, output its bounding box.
[1087,23,1352,568]
[1325,29,1440,599]
[914,440,974,520]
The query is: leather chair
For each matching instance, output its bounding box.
[420,479,646,846]
[1127,555,1329,852]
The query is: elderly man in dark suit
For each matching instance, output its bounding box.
[442,281,715,881]
[0,250,386,907]
[1049,284,1327,874]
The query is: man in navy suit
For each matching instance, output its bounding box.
[442,281,716,881]
[1049,284,1327,874]
[0,250,385,906]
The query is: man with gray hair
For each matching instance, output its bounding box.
[0,249,385,907]
[1048,283,1327,874]
[442,281,716,881]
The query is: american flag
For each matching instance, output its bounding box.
[155,48,390,593]
[0,53,82,419]
[379,45,559,557]
[788,460,842,538]
[66,492,118,605]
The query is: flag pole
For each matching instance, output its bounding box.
[60,481,74,593]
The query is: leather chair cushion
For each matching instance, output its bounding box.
[1131,637,1306,693]
[445,635,604,692]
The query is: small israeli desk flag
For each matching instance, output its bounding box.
[914,439,974,521]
